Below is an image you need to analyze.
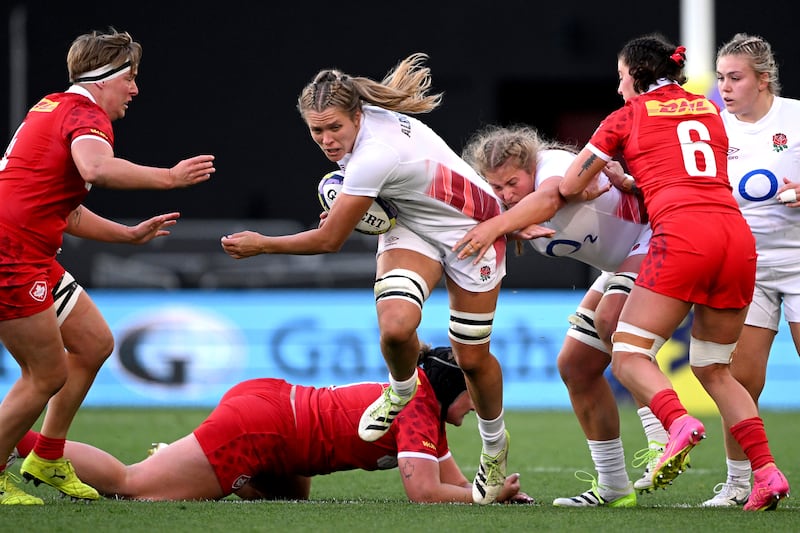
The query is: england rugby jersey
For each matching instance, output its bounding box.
[527,149,649,272]
[723,96,800,267]
[338,106,503,234]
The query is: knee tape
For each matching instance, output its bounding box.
[566,307,609,353]
[449,310,494,345]
[374,269,430,310]
[604,272,637,297]
[612,321,666,361]
[689,337,736,367]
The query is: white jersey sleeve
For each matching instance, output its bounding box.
[339,106,502,233]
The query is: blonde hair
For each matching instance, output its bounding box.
[717,33,781,96]
[463,124,575,257]
[67,28,142,83]
[297,53,443,120]
[462,124,576,178]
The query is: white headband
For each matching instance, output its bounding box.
[73,61,132,83]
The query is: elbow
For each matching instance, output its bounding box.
[81,167,105,187]
[318,240,344,253]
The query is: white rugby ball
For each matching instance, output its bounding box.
[317,171,398,235]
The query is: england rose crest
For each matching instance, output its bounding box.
[773,133,788,152]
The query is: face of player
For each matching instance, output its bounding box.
[617,59,636,102]
[445,390,474,426]
[716,54,770,121]
[100,70,139,121]
[485,160,535,209]
[305,107,362,162]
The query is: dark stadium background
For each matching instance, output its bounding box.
[1,1,796,288]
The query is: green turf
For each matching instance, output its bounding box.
[5,407,797,532]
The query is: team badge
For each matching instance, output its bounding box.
[479,265,492,282]
[231,475,251,490]
[29,280,47,302]
[772,133,788,152]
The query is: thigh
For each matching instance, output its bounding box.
[59,290,113,355]
[127,433,224,500]
[618,285,691,339]
[0,307,64,368]
[789,321,800,356]
[730,324,774,391]
[445,278,500,314]
[376,248,443,290]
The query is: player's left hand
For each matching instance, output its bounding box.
[127,212,180,244]
[777,177,799,207]
[514,223,555,240]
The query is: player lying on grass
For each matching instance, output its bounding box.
[10,346,533,504]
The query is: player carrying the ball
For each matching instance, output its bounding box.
[221,53,515,504]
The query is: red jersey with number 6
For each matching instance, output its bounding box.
[587,83,740,227]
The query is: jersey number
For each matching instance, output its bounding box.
[676,120,716,177]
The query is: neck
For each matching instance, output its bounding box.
[737,92,774,123]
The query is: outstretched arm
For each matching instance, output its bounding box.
[65,205,180,244]
[399,455,533,504]
[452,177,564,262]
[221,192,373,259]
[71,136,214,190]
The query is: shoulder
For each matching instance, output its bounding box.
[536,150,574,180]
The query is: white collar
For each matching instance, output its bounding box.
[644,78,676,93]
[65,84,97,104]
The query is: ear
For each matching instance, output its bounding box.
[758,71,770,91]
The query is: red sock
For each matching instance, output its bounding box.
[730,417,774,471]
[33,434,66,460]
[17,430,40,457]
[650,388,688,433]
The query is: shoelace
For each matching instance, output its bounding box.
[712,482,749,497]
[631,447,661,470]
[479,451,505,484]
[568,470,610,502]
[1,471,25,491]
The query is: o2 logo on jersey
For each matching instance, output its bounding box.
[542,235,597,258]
[111,307,246,400]
[737,168,778,202]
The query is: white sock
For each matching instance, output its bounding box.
[588,438,630,492]
[388,369,418,400]
[726,458,752,486]
[478,410,506,456]
[637,406,668,447]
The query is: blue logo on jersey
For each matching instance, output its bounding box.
[543,234,599,257]
[544,239,581,257]
[738,168,778,202]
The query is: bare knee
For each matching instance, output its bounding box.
[378,308,420,348]
[558,348,609,390]
[28,362,68,396]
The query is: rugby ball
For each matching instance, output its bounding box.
[317,171,398,235]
